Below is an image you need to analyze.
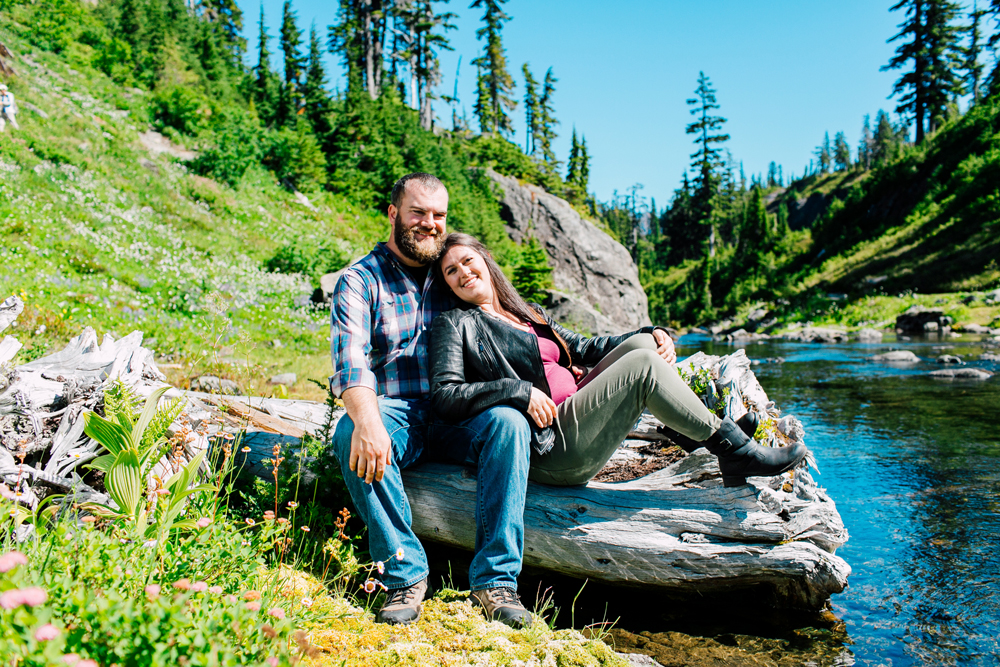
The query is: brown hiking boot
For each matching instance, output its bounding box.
[376,578,427,625]
[470,587,532,628]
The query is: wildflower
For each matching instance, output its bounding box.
[77,661,98,667]
[155,488,171,496]
[301,597,314,608]
[35,624,60,641]
[286,501,298,510]
[209,586,223,595]
[267,607,286,619]
[0,587,47,609]
[0,550,28,573]
[244,590,262,601]
[266,658,279,667]
[145,585,161,599]
[246,601,261,612]
[196,517,212,529]
[0,484,15,500]
[124,569,133,576]
[241,446,251,453]
[225,595,238,604]
[191,581,208,593]
[80,516,97,524]
[245,518,256,527]
[361,580,377,594]
[263,511,275,520]
[301,526,310,532]
[172,579,192,591]
[276,518,289,525]
[375,561,384,574]
[395,548,405,561]
[142,539,158,549]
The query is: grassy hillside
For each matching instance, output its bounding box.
[0,28,388,399]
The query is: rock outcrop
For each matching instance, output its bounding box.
[895,307,953,335]
[486,169,651,332]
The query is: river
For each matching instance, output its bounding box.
[628,332,1000,666]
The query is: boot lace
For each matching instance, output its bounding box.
[384,584,418,608]
[487,587,522,606]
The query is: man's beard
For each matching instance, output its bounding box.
[393,216,445,264]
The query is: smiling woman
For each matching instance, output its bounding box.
[429,233,808,487]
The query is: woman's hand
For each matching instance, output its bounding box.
[527,387,557,428]
[570,365,589,383]
[653,328,676,365]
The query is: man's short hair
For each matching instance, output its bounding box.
[391,173,445,211]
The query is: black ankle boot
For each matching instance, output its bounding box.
[703,417,807,487]
[658,412,760,453]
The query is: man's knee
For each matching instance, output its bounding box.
[477,406,531,454]
[331,412,355,464]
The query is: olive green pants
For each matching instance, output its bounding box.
[529,333,722,486]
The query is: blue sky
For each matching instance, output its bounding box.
[237,0,985,208]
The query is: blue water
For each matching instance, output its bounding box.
[678,333,1000,666]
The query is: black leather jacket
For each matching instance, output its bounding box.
[429,303,656,424]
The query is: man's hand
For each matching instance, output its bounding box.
[342,387,392,484]
[527,387,557,428]
[652,328,676,365]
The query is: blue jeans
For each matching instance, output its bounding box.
[331,397,531,592]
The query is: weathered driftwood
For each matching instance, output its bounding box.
[1,305,850,609]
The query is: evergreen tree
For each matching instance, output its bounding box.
[397,0,456,129]
[578,135,590,191]
[303,23,333,137]
[685,71,729,257]
[521,63,540,154]
[737,185,769,262]
[858,114,874,170]
[254,5,279,126]
[963,1,988,103]
[566,127,580,183]
[766,161,779,188]
[471,0,516,135]
[882,0,964,143]
[872,110,900,166]
[513,234,553,303]
[833,131,851,171]
[536,67,559,172]
[278,0,306,127]
[566,132,590,192]
[815,132,832,173]
[198,0,246,66]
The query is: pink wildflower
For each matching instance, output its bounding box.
[246,601,262,612]
[0,484,15,500]
[286,501,298,510]
[34,624,60,641]
[209,586,223,595]
[301,597,314,608]
[172,579,192,591]
[80,516,96,524]
[225,595,238,604]
[0,587,47,609]
[263,511,275,520]
[196,517,212,528]
[191,581,208,593]
[241,446,251,453]
[276,518,289,525]
[245,518,256,527]
[361,580,376,594]
[300,526,310,532]
[77,661,98,667]
[375,561,385,574]
[244,590,262,601]
[395,548,405,561]
[145,584,161,599]
[155,489,170,496]
[62,654,80,665]
[266,658,279,667]
[267,607,286,619]
[0,550,28,573]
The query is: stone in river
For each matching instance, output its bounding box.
[929,368,993,380]
[856,328,883,342]
[869,350,920,362]
[936,355,964,364]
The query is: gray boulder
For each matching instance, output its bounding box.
[895,307,953,335]
[190,375,241,395]
[979,353,1000,362]
[958,323,990,334]
[929,368,993,380]
[486,169,651,331]
[782,327,849,344]
[869,350,920,363]
[269,373,297,386]
[542,290,619,337]
[855,328,884,342]
[936,355,963,364]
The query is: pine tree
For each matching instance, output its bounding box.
[882,0,964,143]
[513,234,553,304]
[858,114,874,170]
[254,5,279,126]
[872,110,899,166]
[396,1,456,130]
[566,127,580,183]
[963,2,988,103]
[577,135,590,191]
[766,161,779,188]
[278,0,306,127]
[199,0,246,66]
[303,23,333,137]
[737,185,769,262]
[471,0,516,135]
[536,67,559,172]
[815,132,832,173]
[685,71,729,257]
[833,132,851,171]
[521,63,540,154]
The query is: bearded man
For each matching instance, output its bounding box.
[330,173,533,628]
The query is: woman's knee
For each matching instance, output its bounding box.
[625,332,657,352]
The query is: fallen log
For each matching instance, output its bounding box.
[1,305,850,609]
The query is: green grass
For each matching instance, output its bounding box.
[0,27,386,398]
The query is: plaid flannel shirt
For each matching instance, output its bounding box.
[330,242,453,399]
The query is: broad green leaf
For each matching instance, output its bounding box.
[130,386,171,449]
[83,412,131,456]
[86,453,116,474]
[107,450,143,517]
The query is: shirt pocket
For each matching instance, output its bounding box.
[376,293,416,354]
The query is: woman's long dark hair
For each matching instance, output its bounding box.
[434,233,544,325]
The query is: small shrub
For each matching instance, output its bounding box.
[151,85,215,136]
[191,112,263,187]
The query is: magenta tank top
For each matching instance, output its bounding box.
[529,323,578,405]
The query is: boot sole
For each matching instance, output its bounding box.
[721,447,808,488]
